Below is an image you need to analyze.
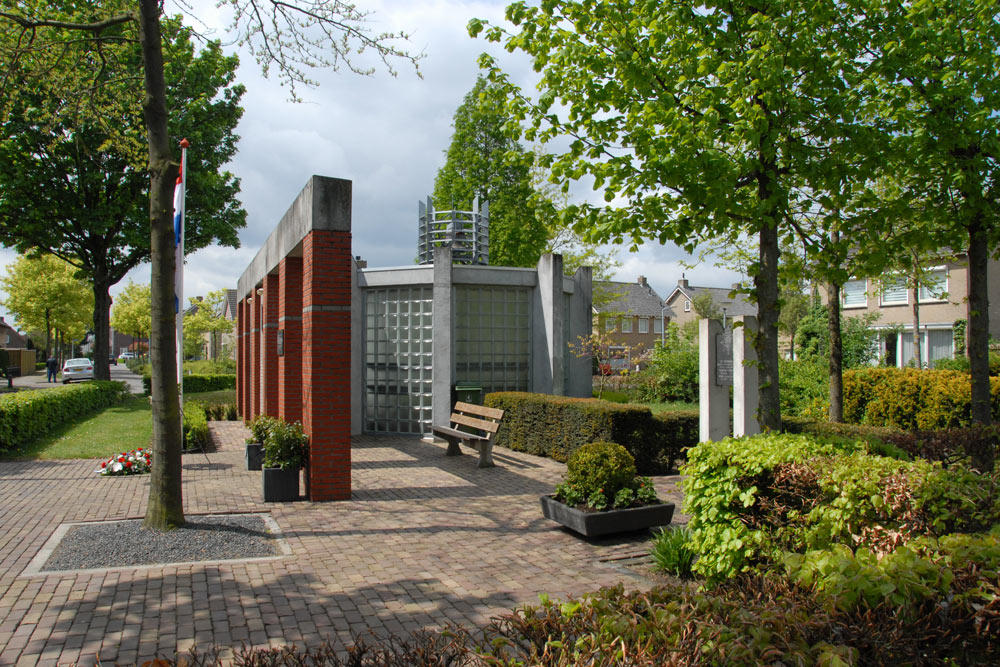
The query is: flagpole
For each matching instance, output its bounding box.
[177,138,189,412]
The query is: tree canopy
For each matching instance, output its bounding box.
[110,280,152,344]
[0,15,245,383]
[433,77,548,268]
[183,289,233,359]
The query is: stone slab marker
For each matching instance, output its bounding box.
[699,318,728,442]
[733,315,760,437]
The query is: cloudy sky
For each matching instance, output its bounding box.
[0,0,741,330]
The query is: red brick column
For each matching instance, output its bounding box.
[250,288,262,420]
[262,273,280,416]
[302,229,352,501]
[278,257,303,424]
[237,298,246,418]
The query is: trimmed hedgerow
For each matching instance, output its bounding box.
[484,391,696,474]
[682,433,1000,582]
[842,367,1000,430]
[0,381,130,453]
[182,401,210,451]
[142,373,236,396]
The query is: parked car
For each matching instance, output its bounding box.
[62,358,94,383]
[119,352,137,361]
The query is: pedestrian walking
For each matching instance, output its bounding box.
[46,355,58,383]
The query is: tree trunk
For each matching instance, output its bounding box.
[139,0,184,530]
[44,308,51,359]
[911,285,921,369]
[967,215,993,468]
[828,281,844,423]
[756,218,782,432]
[92,276,112,381]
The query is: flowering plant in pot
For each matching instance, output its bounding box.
[261,419,308,502]
[541,441,674,537]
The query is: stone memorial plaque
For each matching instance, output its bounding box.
[715,329,733,386]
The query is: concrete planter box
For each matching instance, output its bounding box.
[262,467,299,502]
[246,443,264,471]
[540,495,675,538]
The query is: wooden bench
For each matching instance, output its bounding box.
[432,402,505,468]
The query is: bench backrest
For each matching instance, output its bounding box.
[450,402,504,436]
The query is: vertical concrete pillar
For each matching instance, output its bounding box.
[535,253,565,395]
[431,247,454,429]
[262,273,280,416]
[733,315,761,437]
[278,256,303,424]
[237,298,245,418]
[250,289,262,420]
[566,265,593,398]
[350,257,363,436]
[699,318,728,442]
[302,228,352,501]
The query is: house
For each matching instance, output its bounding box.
[213,289,238,360]
[593,277,669,368]
[820,255,1000,367]
[0,317,27,349]
[663,278,758,330]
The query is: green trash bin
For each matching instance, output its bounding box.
[453,384,483,435]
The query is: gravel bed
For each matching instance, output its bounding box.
[42,514,279,571]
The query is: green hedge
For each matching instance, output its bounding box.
[142,373,237,396]
[0,381,131,452]
[682,432,1000,582]
[483,392,697,474]
[182,401,210,451]
[843,367,1000,430]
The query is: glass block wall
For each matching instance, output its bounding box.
[364,287,434,434]
[455,285,532,394]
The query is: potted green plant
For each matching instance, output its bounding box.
[245,415,277,471]
[540,441,674,537]
[261,419,308,502]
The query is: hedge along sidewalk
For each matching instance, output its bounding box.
[0,381,131,455]
[141,373,236,396]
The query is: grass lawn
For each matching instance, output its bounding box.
[639,401,699,414]
[2,389,238,461]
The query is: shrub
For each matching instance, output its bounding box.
[263,419,308,470]
[650,526,696,578]
[779,356,829,417]
[0,381,130,453]
[182,401,210,451]
[630,324,699,403]
[553,441,657,511]
[202,402,238,421]
[681,432,1000,581]
[246,414,280,444]
[879,425,1000,470]
[141,373,236,396]
[842,367,1000,430]
[184,359,237,375]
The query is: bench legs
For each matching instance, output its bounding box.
[443,435,463,457]
[441,436,495,468]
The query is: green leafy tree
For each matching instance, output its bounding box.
[110,280,152,356]
[0,0,419,529]
[0,16,245,383]
[433,77,547,267]
[867,0,1000,450]
[0,254,93,357]
[183,290,233,360]
[471,1,874,430]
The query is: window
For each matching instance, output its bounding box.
[621,317,632,333]
[638,317,649,334]
[881,275,907,305]
[653,317,663,334]
[842,279,867,307]
[683,300,691,312]
[919,268,948,302]
[605,318,616,332]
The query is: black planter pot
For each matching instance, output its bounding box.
[246,443,264,471]
[540,495,675,537]
[262,466,300,502]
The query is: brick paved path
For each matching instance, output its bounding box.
[0,423,687,666]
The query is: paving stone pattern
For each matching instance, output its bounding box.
[0,422,687,666]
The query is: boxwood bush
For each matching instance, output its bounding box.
[682,432,1000,582]
[182,401,210,451]
[484,391,696,474]
[0,381,130,453]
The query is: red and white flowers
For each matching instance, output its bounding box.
[97,448,152,476]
